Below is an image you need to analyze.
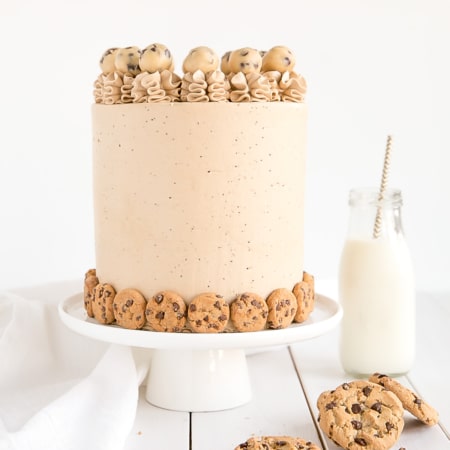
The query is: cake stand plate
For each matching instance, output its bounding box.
[58,293,342,412]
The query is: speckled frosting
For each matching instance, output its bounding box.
[92,101,307,302]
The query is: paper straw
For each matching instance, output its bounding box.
[373,135,393,239]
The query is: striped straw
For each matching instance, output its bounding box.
[373,135,393,239]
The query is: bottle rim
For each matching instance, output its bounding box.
[348,187,403,207]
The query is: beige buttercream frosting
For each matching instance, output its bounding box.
[263,70,282,101]
[130,72,149,103]
[246,72,271,102]
[228,72,272,102]
[121,74,135,104]
[94,75,103,103]
[160,70,181,101]
[206,70,230,102]
[181,70,209,102]
[102,72,123,104]
[279,71,307,102]
[131,70,181,103]
[228,72,251,102]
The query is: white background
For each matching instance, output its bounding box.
[0,0,449,292]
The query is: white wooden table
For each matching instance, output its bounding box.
[11,280,450,449]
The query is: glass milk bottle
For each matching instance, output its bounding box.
[338,187,415,376]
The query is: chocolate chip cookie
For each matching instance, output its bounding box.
[369,373,439,426]
[234,436,321,450]
[187,292,229,333]
[292,280,314,323]
[317,380,404,450]
[230,292,268,332]
[112,288,147,330]
[146,290,187,332]
[92,282,116,324]
[83,268,99,318]
[266,288,297,329]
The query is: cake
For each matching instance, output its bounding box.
[85,44,313,332]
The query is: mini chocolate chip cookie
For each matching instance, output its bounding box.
[83,268,99,318]
[317,380,404,450]
[234,436,321,450]
[112,288,147,330]
[230,292,268,332]
[292,280,314,323]
[369,373,439,426]
[302,271,315,293]
[266,288,297,329]
[187,292,229,333]
[146,290,187,332]
[92,283,116,324]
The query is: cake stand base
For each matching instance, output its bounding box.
[145,348,251,412]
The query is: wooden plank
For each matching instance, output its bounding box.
[124,386,190,450]
[191,346,323,450]
[407,291,450,438]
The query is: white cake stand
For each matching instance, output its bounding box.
[58,293,342,412]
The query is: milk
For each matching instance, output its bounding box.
[339,237,415,376]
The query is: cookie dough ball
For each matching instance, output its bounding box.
[114,46,141,75]
[139,43,174,73]
[220,51,232,74]
[182,46,219,73]
[228,47,262,74]
[261,45,296,73]
[99,47,119,73]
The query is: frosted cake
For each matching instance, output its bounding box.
[85,44,314,333]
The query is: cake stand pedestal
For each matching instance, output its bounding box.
[58,294,342,412]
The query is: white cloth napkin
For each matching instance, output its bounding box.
[0,292,148,450]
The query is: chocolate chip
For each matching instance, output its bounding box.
[351,420,362,430]
[362,386,372,396]
[126,299,133,307]
[155,294,164,304]
[351,403,362,414]
[219,314,227,322]
[414,397,422,405]
[172,303,180,312]
[155,311,165,320]
[342,383,350,390]
[189,304,197,312]
[386,421,394,432]
[371,402,382,413]
[214,301,221,309]
[354,437,367,446]
[325,401,337,410]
